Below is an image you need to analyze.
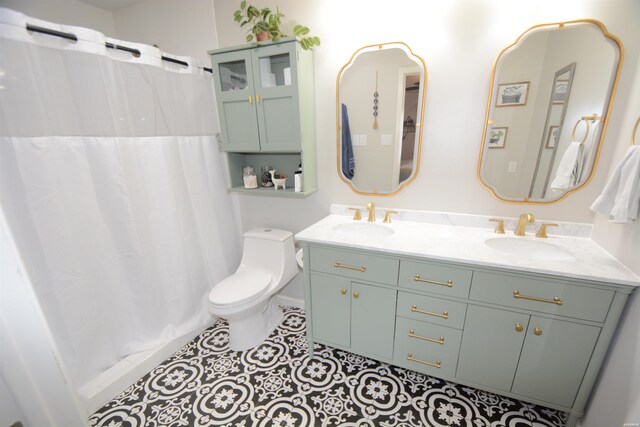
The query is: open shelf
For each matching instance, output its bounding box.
[228,186,317,198]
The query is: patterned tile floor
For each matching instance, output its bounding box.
[91,307,567,427]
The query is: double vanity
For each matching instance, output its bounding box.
[296,205,638,427]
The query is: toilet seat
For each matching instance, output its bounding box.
[209,269,272,307]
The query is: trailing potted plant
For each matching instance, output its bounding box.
[233,1,320,50]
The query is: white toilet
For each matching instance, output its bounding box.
[208,228,298,351]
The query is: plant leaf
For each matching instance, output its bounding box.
[293,25,310,36]
[240,0,247,10]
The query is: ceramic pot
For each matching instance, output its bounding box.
[256,32,270,42]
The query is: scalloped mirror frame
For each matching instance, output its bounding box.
[336,42,428,196]
[477,19,624,205]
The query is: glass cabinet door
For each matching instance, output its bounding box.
[211,50,261,151]
[218,59,249,92]
[251,43,301,151]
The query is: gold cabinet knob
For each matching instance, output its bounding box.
[534,327,543,336]
[341,288,347,295]
[515,323,524,332]
[353,292,360,299]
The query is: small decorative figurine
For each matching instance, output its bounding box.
[269,170,287,190]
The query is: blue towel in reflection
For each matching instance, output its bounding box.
[341,103,355,179]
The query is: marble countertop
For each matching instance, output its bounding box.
[295,209,640,288]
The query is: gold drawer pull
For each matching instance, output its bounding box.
[248,95,253,104]
[407,353,441,369]
[409,329,445,345]
[513,290,563,306]
[414,274,453,288]
[411,304,449,319]
[334,262,366,272]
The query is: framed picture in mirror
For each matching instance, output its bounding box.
[546,126,560,149]
[489,127,508,148]
[553,80,569,104]
[496,82,529,106]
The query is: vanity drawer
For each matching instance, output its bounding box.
[394,316,462,378]
[399,260,472,298]
[397,291,467,329]
[309,246,399,285]
[470,271,614,323]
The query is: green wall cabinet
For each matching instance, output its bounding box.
[300,242,633,427]
[209,38,317,196]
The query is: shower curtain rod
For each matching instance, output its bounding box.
[25,24,213,73]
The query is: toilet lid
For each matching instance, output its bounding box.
[209,269,272,306]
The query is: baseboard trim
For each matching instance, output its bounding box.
[275,294,305,310]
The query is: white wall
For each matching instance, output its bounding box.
[111,0,218,64]
[580,47,640,427]
[0,0,116,36]
[212,0,639,227]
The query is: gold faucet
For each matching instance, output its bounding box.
[366,202,376,222]
[514,213,535,236]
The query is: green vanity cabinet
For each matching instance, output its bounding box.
[300,241,634,427]
[511,316,600,407]
[309,272,396,359]
[457,306,600,407]
[208,38,317,196]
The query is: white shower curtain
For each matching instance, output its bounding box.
[0,8,241,388]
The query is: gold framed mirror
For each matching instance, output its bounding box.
[337,42,427,196]
[478,20,623,204]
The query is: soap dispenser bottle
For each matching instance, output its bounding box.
[294,162,303,193]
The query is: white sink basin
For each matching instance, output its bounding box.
[485,237,575,261]
[332,222,394,237]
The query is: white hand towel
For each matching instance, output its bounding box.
[591,145,640,223]
[551,141,584,191]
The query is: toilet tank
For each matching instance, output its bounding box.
[240,228,297,286]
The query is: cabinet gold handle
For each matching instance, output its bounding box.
[414,275,453,288]
[341,288,347,295]
[513,290,563,306]
[515,323,524,332]
[534,327,543,336]
[334,262,366,272]
[353,292,360,299]
[409,329,445,345]
[248,95,253,104]
[256,95,261,103]
[407,353,441,369]
[411,304,449,319]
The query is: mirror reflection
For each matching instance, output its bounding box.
[479,21,622,203]
[337,43,426,195]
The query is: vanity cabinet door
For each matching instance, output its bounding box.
[351,282,396,359]
[210,49,261,152]
[511,316,600,407]
[310,273,351,348]
[456,305,529,391]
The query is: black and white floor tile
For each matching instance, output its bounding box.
[90,307,567,427]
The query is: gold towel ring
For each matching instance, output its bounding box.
[633,116,639,146]
[571,118,590,144]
